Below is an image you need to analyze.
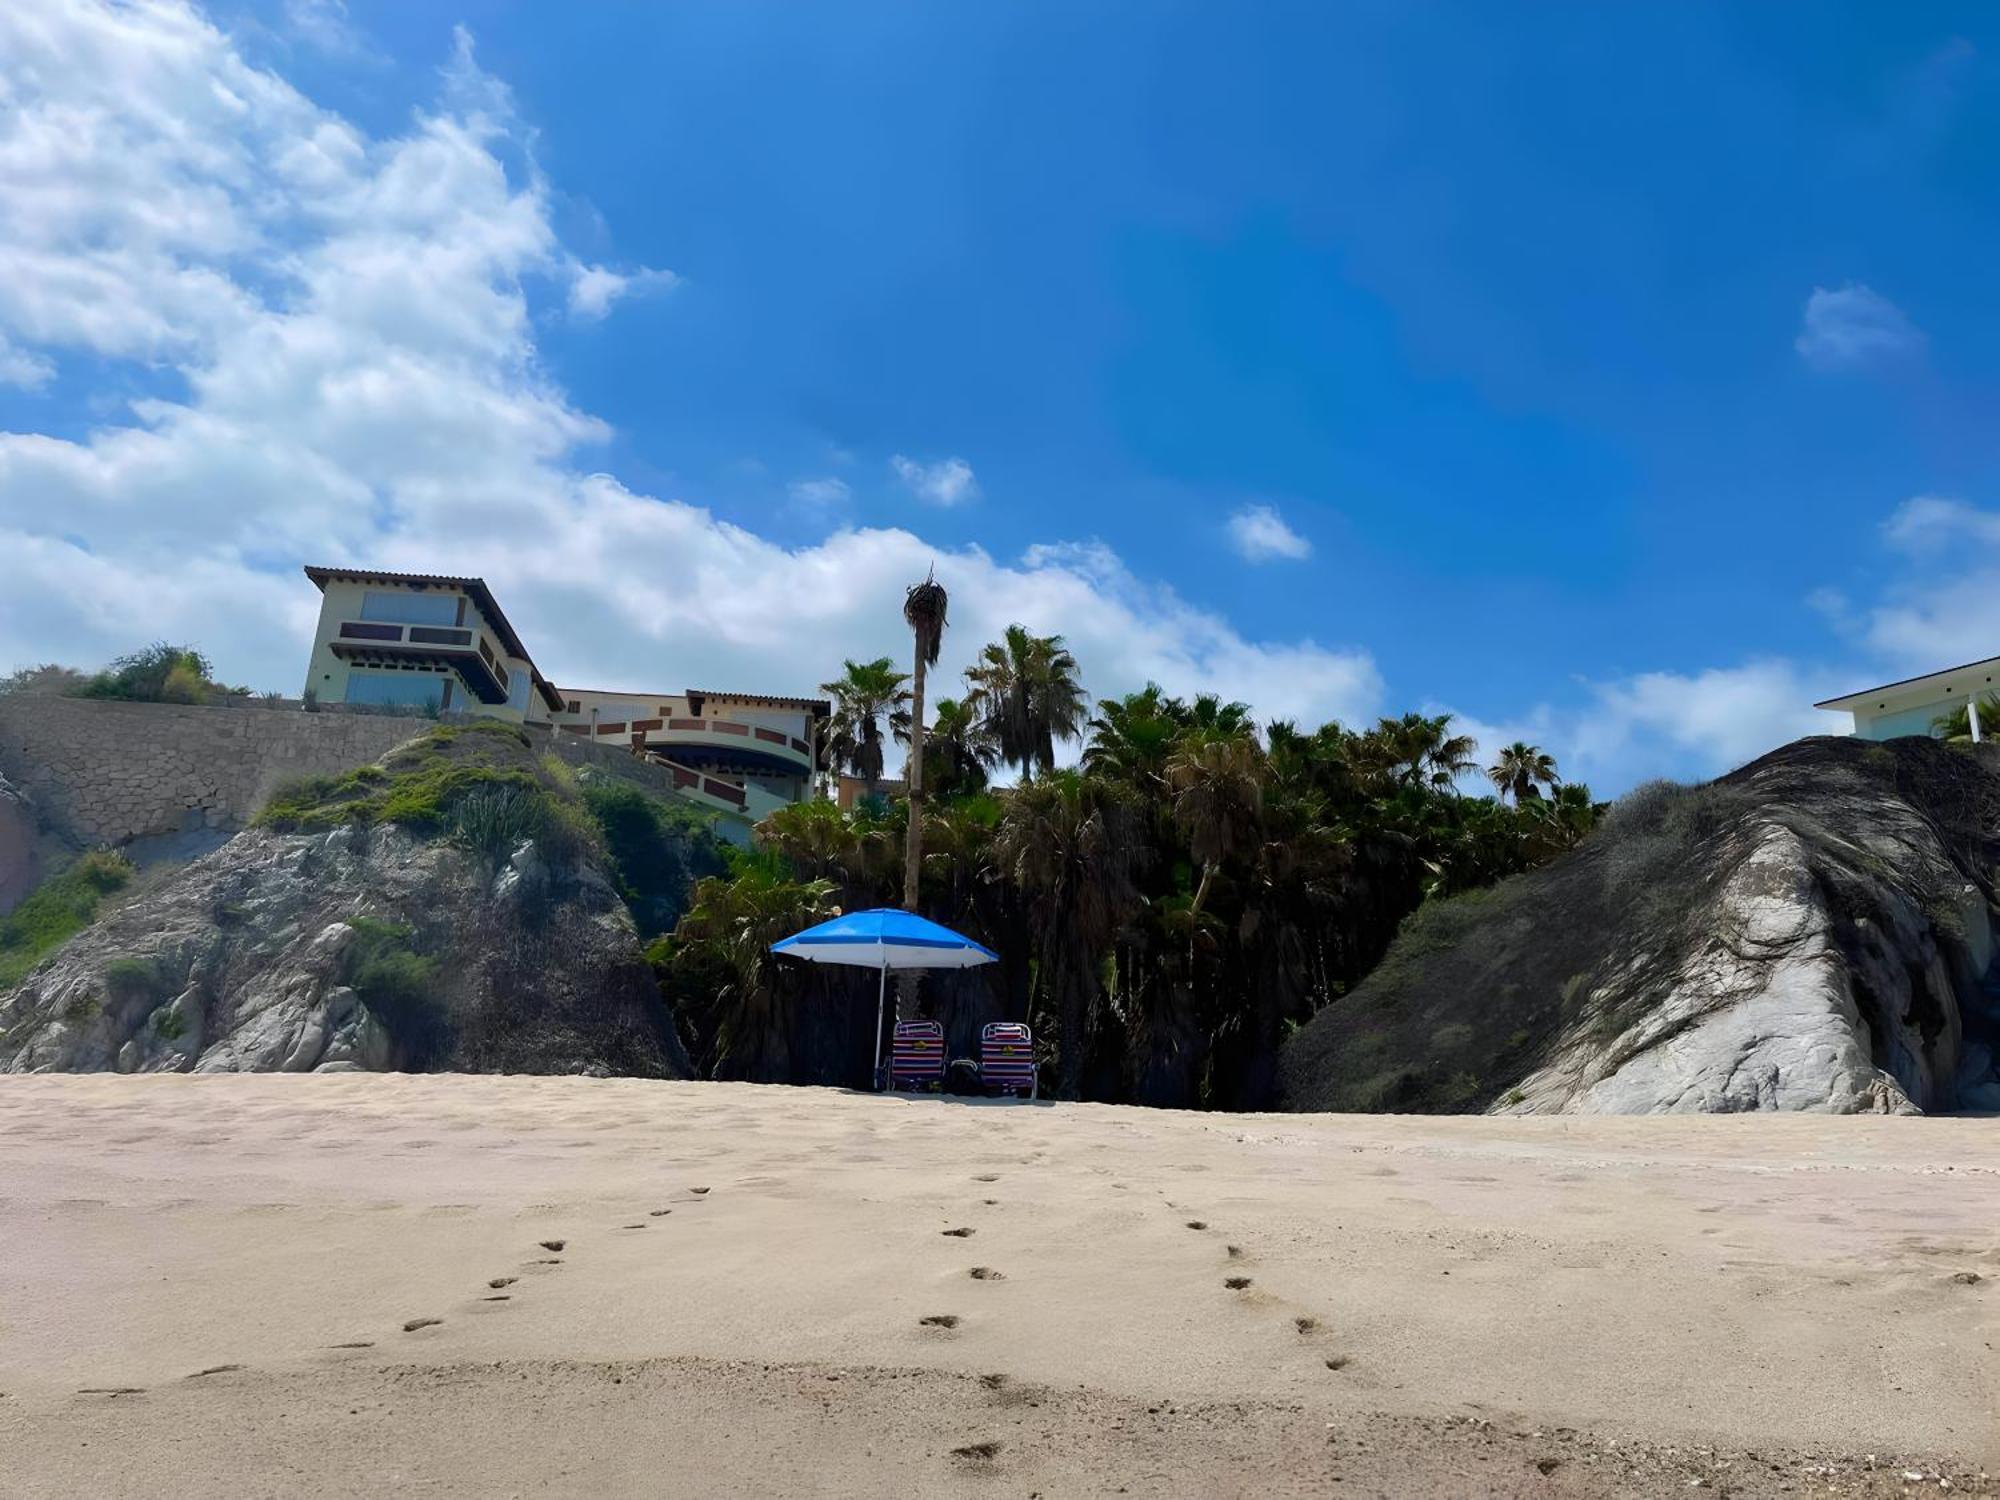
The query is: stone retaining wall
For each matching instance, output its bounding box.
[0,697,426,848]
[0,696,729,854]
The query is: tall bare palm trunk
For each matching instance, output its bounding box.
[902,648,928,909]
[901,571,949,915]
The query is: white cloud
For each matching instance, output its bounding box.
[787,476,850,506]
[1795,283,1924,372]
[567,261,677,321]
[283,0,367,57]
[0,2,1379,746]
[12,5,1981,803]
[1226,502,1312,562]
[1856,497,2000,673]
[1568,662,1842,785]
[1882,493,2000,552]
[889,454,979,506]
[0,335,53,389]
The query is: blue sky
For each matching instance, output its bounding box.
[4,2,2000,792]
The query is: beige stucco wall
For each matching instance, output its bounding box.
[304,578,539,723]
[552,688,678,724]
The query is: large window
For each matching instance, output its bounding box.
[344,669,446,710]
[358,589,460,627]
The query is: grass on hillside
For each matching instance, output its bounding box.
[0,852,135,990]
[256,720,600,862]
[258,722,726,934]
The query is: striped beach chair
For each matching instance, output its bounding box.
[889,1020,945,1092]
[980,1022,1037,1099]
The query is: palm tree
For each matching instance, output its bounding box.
[964,625,1087,782]
[923,696,999,798]
[1364,712,1478,791]
[991,770,1143,1097]
[1527,782,1599,857]
[901,572,949,910]
[1487,742,1559,805]
[818,657,912,797]
[670,863,839,1082]
[1164,727,1267,917]
[1932,692,2000,744]
[1083,684,1182,791]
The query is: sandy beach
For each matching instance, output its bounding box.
[0,1075,1993,1497]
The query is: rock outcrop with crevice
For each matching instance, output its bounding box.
[1279,736,2000,1115]
[0,794,690,1080]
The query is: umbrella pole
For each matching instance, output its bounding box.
[873,957,888,1091]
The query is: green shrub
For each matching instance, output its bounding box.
[581,779,728,937]
[256,723,595,862]
[103,956,167,1001]
[0,663,87,697]
[342,916,450,1067]
[0,852,134,990]
[72,643,232,705]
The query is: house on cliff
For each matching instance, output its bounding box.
[1816,654,2000,743]
[303,566,829,837]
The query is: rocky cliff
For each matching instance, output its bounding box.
[0,722,691,1078]
[1280,736,2000,1115]
[0,772,39,914]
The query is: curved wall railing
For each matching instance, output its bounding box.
[572,716,814,773]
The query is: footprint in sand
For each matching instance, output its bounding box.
[1225,1245,1244,1259]
[538,1239,566,1252]
[950,1441,1000,1462]
[1224,1277,1252,1291]
[1294,1317,1317,1334]
[489,1277,517,1289]
[185,1364,245,1378]
[329,1341,374,1350]
[1185,1220,1208,1231]
[480,1296,511,1303]
[942,1226,975,1238]
[649,1208,672,1217]
[972,1174,1000,1183]
[619,1223,647,1230]
[1324,1355,1351,1371]
[688,1187,711,1196]
[78,1386,145,1396]
[403,1317,443,1332]
[979,1373,1008,1390]
[919,1314,961,1329]
[969,1267,1004,1280]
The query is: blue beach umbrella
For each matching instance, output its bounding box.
[771,908,998,1087]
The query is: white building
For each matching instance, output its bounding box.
[1815,655,2000,742]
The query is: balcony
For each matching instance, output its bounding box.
[329,621,511,704]
[576,714,814,776]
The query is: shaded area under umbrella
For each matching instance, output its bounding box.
[770,908,997,1089]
